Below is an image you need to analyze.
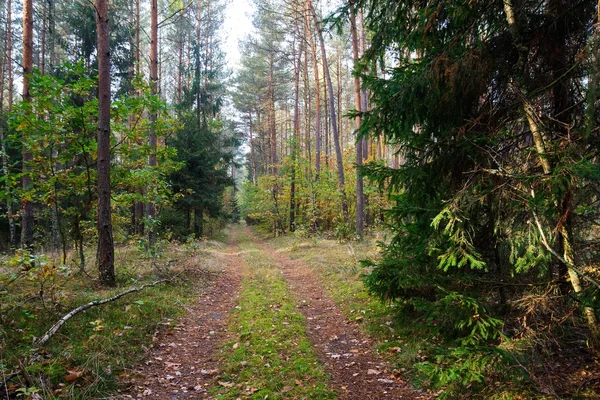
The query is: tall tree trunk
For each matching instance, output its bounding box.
[47,0,61,250]
[198,205,204,237]
[267,53,277,174]
[358,9,369,161]
[309,0,348,218]
[196,0,202,123]
[178,16,183,107]
[135,0,140,76]
[134,0,144,235]
[7,0,13,109]
[21,0,35,250]
[350,6,364,238]
[41,0,46,74]
[48,0,55,69]
[304,1,321,178]
[290,9,303,233]
[323,62,329,169]
[248,112,257,184]
[0,9,16,248]
[147,0,158,247]
[204,0,211,102]
[96,0,115,286]
[303,31,311,164]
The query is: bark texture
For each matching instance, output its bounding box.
[21,0,35,250]
[96,0,115,286]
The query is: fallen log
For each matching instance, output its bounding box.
[35,279,169,347]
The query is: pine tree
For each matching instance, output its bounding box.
[96,0,115,286]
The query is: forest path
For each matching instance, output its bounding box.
[244,226,428,400]
[116,224,427,399]
[115,228,244,399]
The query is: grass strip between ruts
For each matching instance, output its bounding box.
[212,229,336,399]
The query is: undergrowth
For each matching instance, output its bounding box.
[266,231,557,399]
[0,235,224,399]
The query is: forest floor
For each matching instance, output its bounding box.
[114,224,430,399]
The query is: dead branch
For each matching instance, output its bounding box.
[35,279,169,347]
[532,211,600,291]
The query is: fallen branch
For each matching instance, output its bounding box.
[35,279,169,347]
[0,371,18,394]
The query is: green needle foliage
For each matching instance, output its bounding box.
[343,0,600,396]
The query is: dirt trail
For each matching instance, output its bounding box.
[115,232,243,399]
[116,225,427,399]
[245,226,428,400]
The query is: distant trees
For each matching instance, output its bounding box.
[0,0,236,278]
[235,0,388,238]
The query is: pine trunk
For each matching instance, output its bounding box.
[290,9,303,233]
[147,0,158,247]
[305,1,321,178]
[268,53,277,174]
[7,0,13,109]
[350,8,364,238]
[309,0,348,219]
[0,2,16,248]
[21,0,35,250]
[96,0,115,286]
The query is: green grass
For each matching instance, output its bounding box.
[265,232,550,399]
[0,234,227,399]
[212,229,336,399]
[266,234,429,383]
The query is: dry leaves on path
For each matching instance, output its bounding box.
[247,227,430,400]
[113,238,243,399]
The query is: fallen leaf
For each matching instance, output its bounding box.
[66,368,83,382]
[164,362,181,368]
[218,381,235,387]
[200,369,218,375]
[367,369,381,375]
